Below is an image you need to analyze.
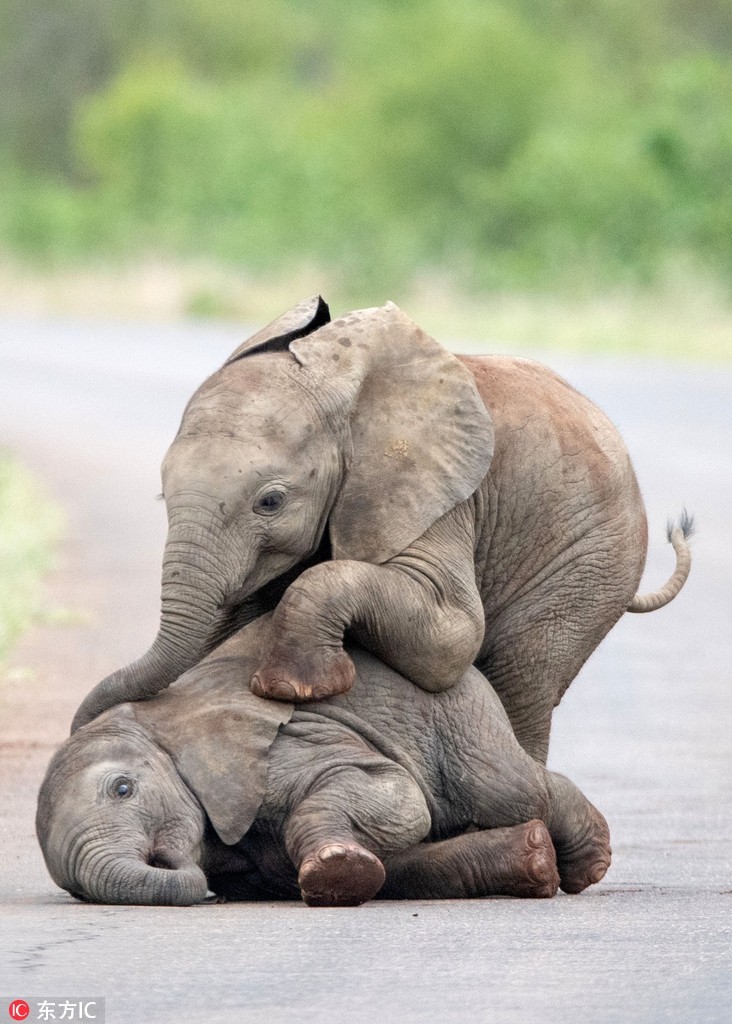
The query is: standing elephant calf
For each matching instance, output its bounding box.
[71,297,691,762]
[40,619,610,907]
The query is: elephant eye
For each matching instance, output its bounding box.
[109,777,136,799]
[253,490,286,516]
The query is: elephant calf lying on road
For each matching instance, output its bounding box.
[38,618,610,907]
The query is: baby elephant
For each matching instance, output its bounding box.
[38,619,611,907]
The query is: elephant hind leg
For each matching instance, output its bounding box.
[544,772,612,894]
[478,568,632,764]
[380,822,559,900]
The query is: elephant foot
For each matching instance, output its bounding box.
[503,820,560,899]
[558,807,612,894]
[298,843,386,907]
[251,645,356,703]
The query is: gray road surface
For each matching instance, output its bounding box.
[0,314,730,1024]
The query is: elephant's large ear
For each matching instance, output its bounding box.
[132,659,293,845]
[224,295,330,364]
[290,302,494,563]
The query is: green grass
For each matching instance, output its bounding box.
[0,452,63,662]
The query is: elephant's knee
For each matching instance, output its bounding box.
[415,603,485,692]
[384,768,431,847]
[284,762,430,863]
[353,766,431,854]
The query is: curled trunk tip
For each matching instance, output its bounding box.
[80,855,208,906]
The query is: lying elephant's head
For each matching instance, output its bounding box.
[72,296,492,730]
[38,657,293,905]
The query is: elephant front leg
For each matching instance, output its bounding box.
[251,567,358,701]
[380,822,560,900]
[284,763,431,907]
[251,554,484,702]
[297,843,385,908]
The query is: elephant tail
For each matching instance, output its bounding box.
[627,510,694,613]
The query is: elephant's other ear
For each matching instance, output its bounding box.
[290,302,494,563]
[131,661,293,845]
[224,295,330,364]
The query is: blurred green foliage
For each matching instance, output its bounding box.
[0,452,62,662]
[0,0,731,294]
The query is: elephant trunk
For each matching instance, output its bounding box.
[71,515,235,733]
[77,850,208,906]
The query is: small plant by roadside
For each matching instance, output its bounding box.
[0,452,63,663]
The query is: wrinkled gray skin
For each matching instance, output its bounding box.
[39,619,611,906]
[71,298,690,762]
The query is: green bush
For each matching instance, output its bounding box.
[1,0,731,293]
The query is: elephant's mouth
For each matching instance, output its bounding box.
[203,599,255,654]
[204,548,332,657]
[145,844,195,872]
[146,849,178,871]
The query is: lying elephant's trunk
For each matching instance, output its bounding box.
[77,852,208,906]
[71,515,231,733]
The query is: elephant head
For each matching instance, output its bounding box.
[38,652,294,905]
[71,296,492,731]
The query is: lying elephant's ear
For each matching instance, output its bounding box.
[132,661,293,845]
[224,295,330,364]
[290,302,494,564]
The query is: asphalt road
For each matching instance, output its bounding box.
[0,314,730,1024]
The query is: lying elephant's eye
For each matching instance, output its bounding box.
[109,777,135,799]
[253,490,286,516]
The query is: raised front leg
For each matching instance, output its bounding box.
[252,511,485,701]
[380,822,560,900]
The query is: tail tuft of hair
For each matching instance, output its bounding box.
[666,508,695,543]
